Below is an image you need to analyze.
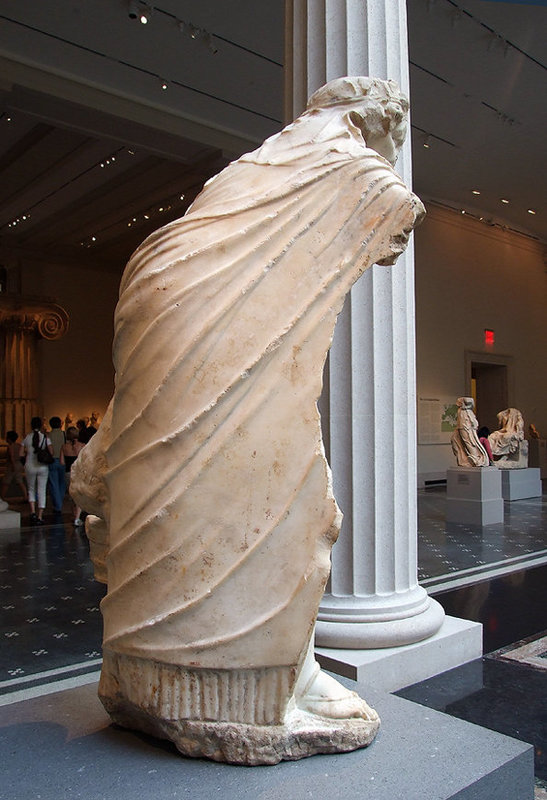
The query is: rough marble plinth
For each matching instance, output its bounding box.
[104,702,379,766]
[99,651,379,765]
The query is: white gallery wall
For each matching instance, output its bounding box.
[415,203,546,484]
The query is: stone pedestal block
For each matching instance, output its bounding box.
[0,678,534,800]
[528,439,546,479]
[501,467,542,501]
[316,615,483,693]
[446,467,503,526]
[0,508,20,529]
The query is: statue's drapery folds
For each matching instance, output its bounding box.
[451,397,489,468]
[72,77,424,764]
[490,408,528,469]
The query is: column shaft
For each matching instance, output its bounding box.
[285,0,444,647]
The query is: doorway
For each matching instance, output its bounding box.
[471,362,509,432]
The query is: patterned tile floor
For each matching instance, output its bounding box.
[0,482,545,687]
[418,483,547,591]
[0,482,546,794]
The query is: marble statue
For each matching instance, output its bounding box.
[71,76,425,765]
[490,408,529,468]
[450,397,489,467]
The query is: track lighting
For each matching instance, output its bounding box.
[128,1,152,24]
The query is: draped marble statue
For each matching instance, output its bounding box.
[490,408,528,469]
[71,76,425,765]
[450,397,489,468]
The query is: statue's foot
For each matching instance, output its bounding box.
[296,666,379,721]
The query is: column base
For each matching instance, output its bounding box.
[315,595,445,649]
[315,615,482,693]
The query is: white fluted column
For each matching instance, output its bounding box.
[285,0,444,647]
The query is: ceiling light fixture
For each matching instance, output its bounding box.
[500,198,510,204]
[527,209,537,215]
[423,135,431,149]
[472,189,481,195]
[128,1,152,24]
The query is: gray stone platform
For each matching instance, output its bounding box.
[446,466,504,526]
[501,467,542,500]
[0,676,533,800]
[0,508,20,529]
[316,615,482,692]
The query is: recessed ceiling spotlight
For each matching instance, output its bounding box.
[500,198,510,204]
[471,189,481,195]
[160,80,168,90]
[527,209,537,215]
[423,135,431,149]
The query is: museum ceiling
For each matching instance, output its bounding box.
[0,0,544,277]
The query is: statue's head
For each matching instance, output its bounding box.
[307,77,409,166]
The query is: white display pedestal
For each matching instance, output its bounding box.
[528,439,546,479]
[446,467,503,526]
[500,467,542,501]
[0,508,20,529]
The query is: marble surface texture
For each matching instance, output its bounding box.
[490,408,529,469]
[451,397,489,468]
[70,76,424,764]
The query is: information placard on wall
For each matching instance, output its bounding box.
[418,396,458,444]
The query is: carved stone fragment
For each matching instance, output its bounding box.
[71,76,425,764]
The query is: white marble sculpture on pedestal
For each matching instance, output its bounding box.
[450,397,489,468]
[489,408,529,469]
[71,76,424,765]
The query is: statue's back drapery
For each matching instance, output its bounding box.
[71,77,424,764]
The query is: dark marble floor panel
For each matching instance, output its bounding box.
[433,563,547,654]
[396,652,547,782]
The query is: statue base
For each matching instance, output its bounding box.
[102,697,379,766]
[446,467,503,526]
[500,467,541,501]
[99,650,379,765]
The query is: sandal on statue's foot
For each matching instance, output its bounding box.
[297,666,379,721]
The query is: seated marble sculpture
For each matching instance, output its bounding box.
[71,76,425,765]
[489,408,529,468]
[450,397,489,467]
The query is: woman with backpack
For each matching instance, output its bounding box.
[22,416,53,526]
